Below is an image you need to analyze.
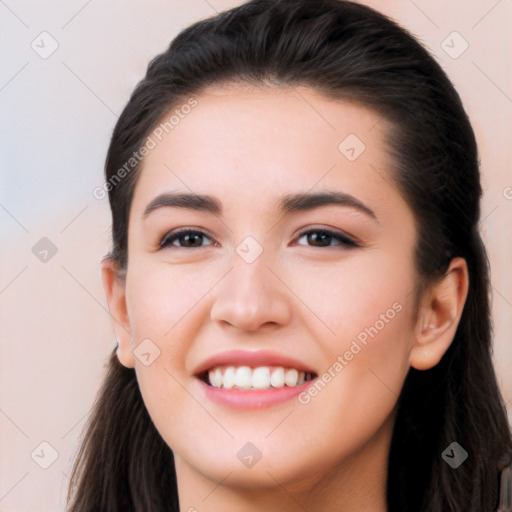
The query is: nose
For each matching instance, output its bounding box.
[209,250,292,332]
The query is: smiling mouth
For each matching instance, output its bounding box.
[198,365,317,391]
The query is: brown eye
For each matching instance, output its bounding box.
[160,229,213,249]
[297,229,359,248]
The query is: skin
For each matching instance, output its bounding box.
[102,84,468,511]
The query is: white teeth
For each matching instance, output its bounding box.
[234,366,252,389]
[284,368,298,387]
[223,366,236,389]
[205,365,313,390]
[214,367,223,387]
[270,367,285,388]
[208,369,222,388]
[252,367,271,389]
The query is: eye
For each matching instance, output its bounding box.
[160,229,215,249]
[296,228,359,248]
[159,228,359,250]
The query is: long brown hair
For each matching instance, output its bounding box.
[68,1,512,510]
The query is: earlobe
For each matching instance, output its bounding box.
[100,257,135,368]
[410,257,469,371]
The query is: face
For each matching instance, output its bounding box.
[111,84,422,493]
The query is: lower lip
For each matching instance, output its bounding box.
[197,378,315,409]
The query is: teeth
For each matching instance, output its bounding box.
[235,366,252,389]
[205,365,314,390]
[252,367,271,389]
[284,368,298,387]
[208,368,222,388]
[270,367,285,388]
[223,366,236,389]
[214,367,223,387]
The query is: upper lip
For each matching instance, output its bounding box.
[193,349,317,376]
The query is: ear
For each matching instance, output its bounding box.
[410,257,469,371]
[101,257,135,368]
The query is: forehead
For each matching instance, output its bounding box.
[131,84,405,221]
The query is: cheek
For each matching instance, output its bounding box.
[293,300,413,468]
[125,259,223,341]
[285,246,416,344]
[123,263,213,432]
[289,250,415,424]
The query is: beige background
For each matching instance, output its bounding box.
[0,1,511,510]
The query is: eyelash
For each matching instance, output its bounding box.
[159,228,360,250]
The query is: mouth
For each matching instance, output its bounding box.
[198,365,317,391]
[193,350,318,408]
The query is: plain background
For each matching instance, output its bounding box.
[1,1,511,510]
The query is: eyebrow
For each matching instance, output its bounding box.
[143,190,377,220]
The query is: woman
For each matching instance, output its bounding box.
[67,0,512,510]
